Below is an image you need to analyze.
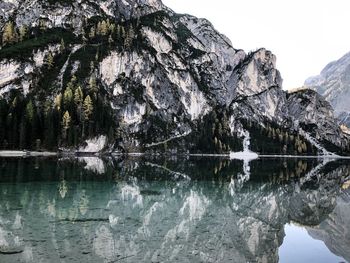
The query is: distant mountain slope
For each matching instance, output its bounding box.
[305,52,350,127]
[0,0,349,155]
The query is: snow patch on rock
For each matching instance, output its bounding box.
[230,130,258,161]
[79,135,107,153]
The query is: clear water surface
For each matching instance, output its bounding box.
[0,156,349,263]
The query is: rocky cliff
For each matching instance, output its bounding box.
[0,0,349,155]
[305,51,350,127]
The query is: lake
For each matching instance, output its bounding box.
[0,156,349,262]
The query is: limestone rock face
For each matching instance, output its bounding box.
[0,0,348,154]
[305,51,350,127]
[286,89,348,151]
[228,49,282,101]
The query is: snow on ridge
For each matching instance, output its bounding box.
[79,135,107,153]
[298,128,338,157]
[145,130,191,148]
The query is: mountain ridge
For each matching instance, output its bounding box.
[305,51,350,127]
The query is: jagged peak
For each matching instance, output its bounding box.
[321,51,350,76]
[0,0,167,30]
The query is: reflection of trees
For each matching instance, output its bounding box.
[0,158,347,263]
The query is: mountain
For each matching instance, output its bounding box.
[305,52,350,127]
[0,0,349,155]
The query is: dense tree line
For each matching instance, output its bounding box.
[193,109,242,154]
[243,120,318,155]
[0,75,116,150]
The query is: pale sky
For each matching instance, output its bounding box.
[162,0,350,89]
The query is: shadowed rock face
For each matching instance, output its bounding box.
[305,51,350,127]
[0,0,349,155]
[286,89,349,151]
[0,157,349,262]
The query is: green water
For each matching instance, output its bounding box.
[0,156,349,262]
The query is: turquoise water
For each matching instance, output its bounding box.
[0,156,349,262]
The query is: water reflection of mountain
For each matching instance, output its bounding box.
[0,157,349,263]
[307,189,350,262]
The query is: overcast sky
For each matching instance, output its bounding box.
[162,0,350,90]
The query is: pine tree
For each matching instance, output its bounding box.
[82,29,88,45]
[90,61,94,73]
[129,25,135,40]
[106,19,111,31]
[83,95,93,121]
[218,140,222,153]
[108,35,114,46]
[88,76,98,95]
[100,20,108,36]
[43,100,51,116]
[46,52,54,69]
[124,26,135,50]
[96,22,102,35]
[117,25,121,39]
[302,142,307,153]
[2,21,17,45]
[62,111,71,140]
[19,119,26,149]
[70,75,77,85]
[63,87,73,108]
[89,26,96,39]
[74,86,84,127]
[54,94,62,111]
[25,100,34,121]
[60,38,65,52]
[109,23,116,34]
[121,26,126,39]
[39,20,46,31]
[11,97,18,108]
[18,25,27,42]
[74,86,83,107]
